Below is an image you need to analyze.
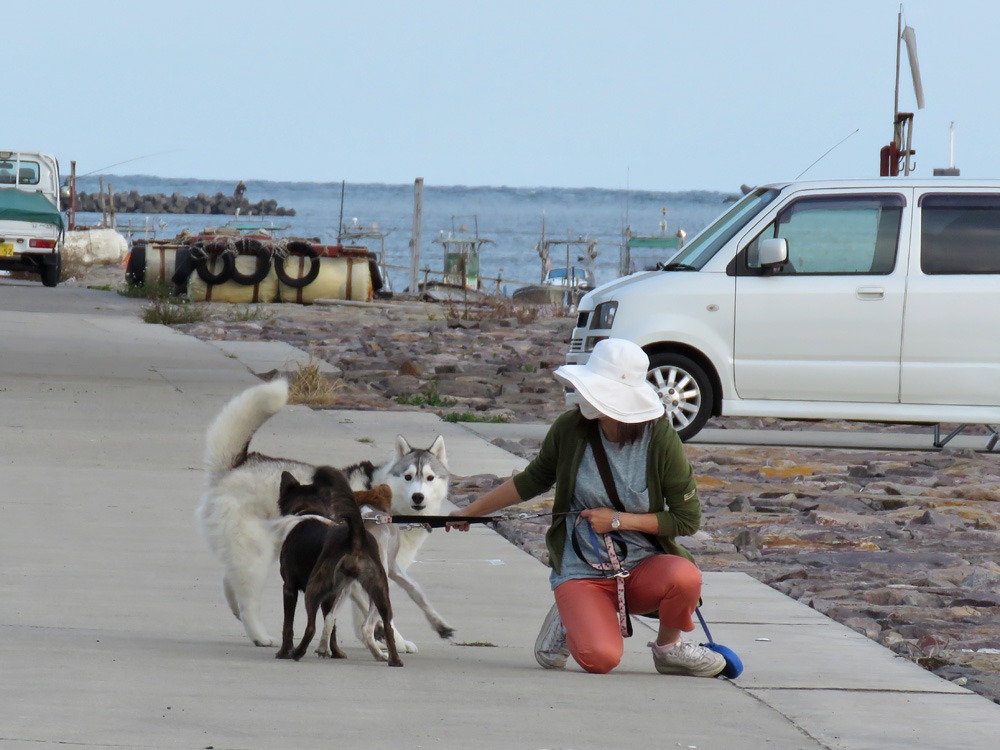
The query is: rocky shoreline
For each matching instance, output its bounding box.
[81,270,999,704]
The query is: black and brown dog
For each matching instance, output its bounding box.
[274,465,402,666]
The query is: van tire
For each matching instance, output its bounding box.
[646,352,712,441]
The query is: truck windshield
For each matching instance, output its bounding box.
[665,188,780,269]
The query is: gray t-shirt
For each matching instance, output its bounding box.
[550,427,659,590]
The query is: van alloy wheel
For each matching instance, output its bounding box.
[646,353,713,442]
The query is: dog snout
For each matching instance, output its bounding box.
[411,492,425,508]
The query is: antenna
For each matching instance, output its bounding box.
[881,4,924,176]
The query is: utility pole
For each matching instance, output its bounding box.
[410,178,423,295]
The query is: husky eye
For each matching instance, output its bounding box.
[404,474,413,481]
[426,475,434,482]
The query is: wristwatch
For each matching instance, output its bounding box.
[611,511,621,531]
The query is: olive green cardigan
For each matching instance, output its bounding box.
[512,410,701,574]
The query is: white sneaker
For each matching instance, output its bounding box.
[534,604,570,669]
[649,640,726,677]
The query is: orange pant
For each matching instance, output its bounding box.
[553,554,702,674]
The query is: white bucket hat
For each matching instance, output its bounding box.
[554,338,665,423]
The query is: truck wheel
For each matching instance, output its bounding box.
[40,254,61,288]
[125,243,147,286]
[646,352,713,441]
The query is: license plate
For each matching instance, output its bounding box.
[0,243,14,257]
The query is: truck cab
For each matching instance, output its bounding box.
[0,151,64,287]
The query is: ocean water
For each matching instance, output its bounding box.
[73,175,731,292]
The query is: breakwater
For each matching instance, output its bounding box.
[72,190,296,216]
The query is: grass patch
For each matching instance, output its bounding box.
[454,641,498,648]
[444,411,511,423]
[396,380,457,407]
[287,360,347,406]
[119,279,177,301]
[225,305,273,322]
[141,301,206,325]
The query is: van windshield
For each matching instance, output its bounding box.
[665,188,780,269]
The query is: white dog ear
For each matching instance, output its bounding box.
[429,435,447,464]
[395,435,412,459]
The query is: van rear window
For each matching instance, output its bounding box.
[921,194,1000,274]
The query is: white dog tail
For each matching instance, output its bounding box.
[266,514,337,543]
[204,379,289,485]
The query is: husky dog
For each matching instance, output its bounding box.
[341,436,455,652]
[195,379,312,647]
[195,378,453,650]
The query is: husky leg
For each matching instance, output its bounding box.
[389,563,455,639]
[317,599,346,658]
[222,575,241,620]
[228,558,275,647]
[361,604,390,661]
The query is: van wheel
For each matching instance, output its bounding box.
[646,353,713,441]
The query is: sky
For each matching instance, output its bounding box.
[7,0,996,192]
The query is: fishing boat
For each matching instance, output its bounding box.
[619,207,686,275]
[511,223,598,307]
[417,219,496,302]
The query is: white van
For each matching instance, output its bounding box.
[567,178,1000,442]
[0,151,63,286]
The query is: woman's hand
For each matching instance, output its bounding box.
[580,507,620,534]
[445,509,470,532]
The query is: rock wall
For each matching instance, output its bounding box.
[71,191,295,216]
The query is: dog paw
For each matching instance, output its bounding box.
[399,639,419,654]
[253,636,275,647]
[437,625,456,639]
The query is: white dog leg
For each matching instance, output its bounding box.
[389,564,455,639]
[228,559,275,647]
[360,604,390,661]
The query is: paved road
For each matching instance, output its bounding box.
[3,278,998,749]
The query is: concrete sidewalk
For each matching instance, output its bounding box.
[2,281,998,749]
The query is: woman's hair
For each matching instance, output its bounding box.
[577,407,657,444]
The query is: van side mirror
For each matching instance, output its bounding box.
[759,238,788,267]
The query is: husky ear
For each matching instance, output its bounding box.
[429,435,447,464]
[279,471,300,495]
[395,435,412,459]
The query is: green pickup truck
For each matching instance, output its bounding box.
[0,151,64,287]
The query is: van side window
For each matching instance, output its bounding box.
[920,194,1000,274]
[744,195,903,275]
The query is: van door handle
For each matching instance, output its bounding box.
[856,286,885,300]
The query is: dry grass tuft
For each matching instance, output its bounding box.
[287,359,349,406]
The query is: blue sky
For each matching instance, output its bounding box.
[8,0,993,191]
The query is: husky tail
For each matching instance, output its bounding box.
[204,379,289,485]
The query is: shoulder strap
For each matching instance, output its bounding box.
[586,421,626,512]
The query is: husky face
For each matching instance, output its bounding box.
[383,435,449,515]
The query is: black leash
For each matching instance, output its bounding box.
[389,510,577,529]
[389,514,498,529]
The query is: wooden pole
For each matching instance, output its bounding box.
[410,178,423,295]
[69,161,77,230]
